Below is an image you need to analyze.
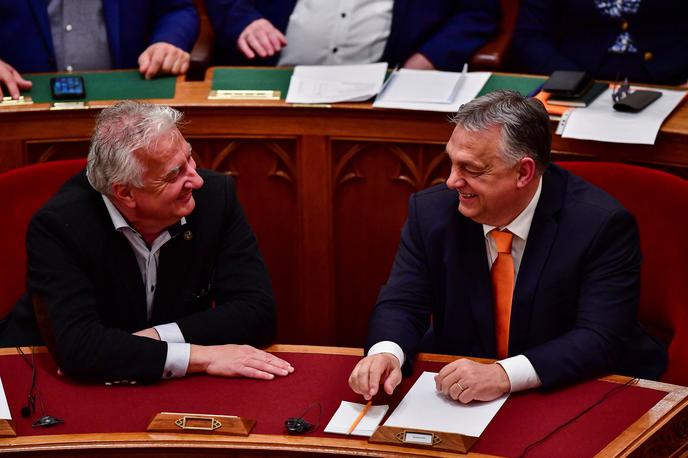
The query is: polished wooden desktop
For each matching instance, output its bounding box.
[0,345,686,458]
[1,69,686,350]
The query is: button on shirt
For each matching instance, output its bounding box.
[370,178,544,393]
[102,196,190,379]
[277,0,393,66]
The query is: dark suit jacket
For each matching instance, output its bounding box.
[205,0,500,71]
[366,165,667,388]
[511,0,688,85]
[0,169,275,383]
[0,0,199,73]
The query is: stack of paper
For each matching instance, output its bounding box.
[373,69,491,112]
[384,372,507,438]
[0,378,11,420]
[560,87,687,144]
[324,401,389,437]
[285,63,388,104]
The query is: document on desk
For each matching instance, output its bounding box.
[285,63,388,104]
[0,377,11,419]
[561,87,687,144]
[383,372,507,438]
[373,69,491,112]
[324,401,389,437]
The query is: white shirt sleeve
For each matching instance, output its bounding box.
[161,342,191,379]
[367,341,405,366]
[154,322,186,343]
[497,354,542,392]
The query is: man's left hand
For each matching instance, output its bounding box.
[138,42,190,80]
[403,53,435,70]
[435,358,510,403]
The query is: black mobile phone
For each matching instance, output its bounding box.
[613,90,662,113]
[50,76,86,100]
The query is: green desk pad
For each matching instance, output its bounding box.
[20,70,176,103]
[211,68,546,101]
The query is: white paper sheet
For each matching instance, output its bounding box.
[384,372,507,438]
[285,63,388,104]
[324,401,389,437]
[374,71,491,112]
[561,87,686,144]
[0,377,11,420]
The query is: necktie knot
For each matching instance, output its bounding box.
[490,229,513,254]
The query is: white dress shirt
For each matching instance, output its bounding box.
[277,0,393,66]
[102,196,190,379]
[370,178,544,393]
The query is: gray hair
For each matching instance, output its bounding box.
[451,90,551,174]
[87,101,183,195]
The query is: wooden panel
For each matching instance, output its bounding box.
[188,138,300,344]
[25,139,90,164]
[332,140,449,346]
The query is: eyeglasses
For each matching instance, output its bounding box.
[612,77,631,103]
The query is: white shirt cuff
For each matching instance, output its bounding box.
[497,354,542,392]
[161,342,190,379]
[367,341,405,367]
[154,323,186,343]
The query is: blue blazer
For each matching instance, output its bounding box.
[365,165,667,388]
[0,0,199,73]
[205,0,500,71]
[511,0,688,85]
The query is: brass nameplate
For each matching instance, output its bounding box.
[50,101,88,110]
[0,96,33,107]
[208,90,281,100]
[147,412,256,436]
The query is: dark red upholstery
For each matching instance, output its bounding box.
[0,159,87,321]
[559,162,688,386]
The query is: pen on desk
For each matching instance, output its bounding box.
[376,65,399,99]
[347,400,372,435]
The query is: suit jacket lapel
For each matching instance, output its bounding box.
[459,220,495,356]
[509,167,565,355]
[29,0,54,58]
[109,231,148,329]
[102,0,121,67]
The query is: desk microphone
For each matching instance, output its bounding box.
[17,347,64,428]
[284,402,322,435]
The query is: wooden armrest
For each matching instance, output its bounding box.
[470,0,520,70]
[188,0,215,81]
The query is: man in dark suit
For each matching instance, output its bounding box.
[0,101,293,383]
[349,90,666,403]
[205,0,499,71]
[0,0,199,99]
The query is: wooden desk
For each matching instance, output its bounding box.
[1,69,686,348]
[0,345,686,457]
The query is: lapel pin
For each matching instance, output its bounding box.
[183,230,193,241]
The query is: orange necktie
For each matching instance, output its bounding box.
[490,229,514,359]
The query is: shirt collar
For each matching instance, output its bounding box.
[101,195,187,233]
[482,177,543,241]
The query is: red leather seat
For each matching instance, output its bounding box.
[560,162,688,386]
[0,159,87,321]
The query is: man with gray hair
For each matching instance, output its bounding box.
[0,101,294,383]
[349,90,666,403]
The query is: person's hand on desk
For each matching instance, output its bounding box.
[435,359,510,404]
[348,353,402,401]
[403,53,435,70]
[189,344,294,379]
[0,59,32,100]
[237,19,287,59]
[138,42,190,80]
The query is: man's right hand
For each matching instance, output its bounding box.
[348,353,402,400]
[0,60,32,100]
[189,344,294,379]
[237,19,287,59]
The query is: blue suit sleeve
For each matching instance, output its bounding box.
[416,0,500,71]
[205,0,264,47]
[511,0,580,75]
[149,0,200,52]
[365,194,433,359]
[523,209,642,388]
